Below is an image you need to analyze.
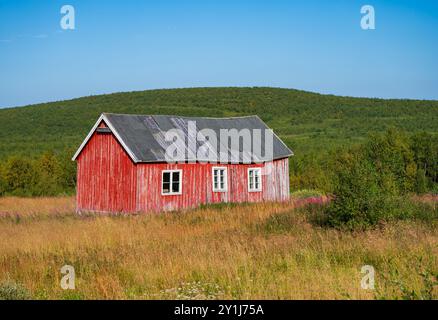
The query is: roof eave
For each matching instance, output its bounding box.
[71,113,140,163]
[253,114,294,156]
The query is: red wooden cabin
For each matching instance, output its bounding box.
[72,113,293,213]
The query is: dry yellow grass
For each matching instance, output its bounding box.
[0,196,436,300]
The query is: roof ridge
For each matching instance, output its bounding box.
[103,112,259,120]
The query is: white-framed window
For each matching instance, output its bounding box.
[162,170,182,195]
[212,167,228,192]
[248,168,262,192]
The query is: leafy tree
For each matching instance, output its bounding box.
[326,148,394,229]
[0,163,5,196]
[365,128,416,193]
[33,151,59,196]
[2,156,36,196]
[411,132,438,190]
[326,129,435,229]
[55,148,77,192]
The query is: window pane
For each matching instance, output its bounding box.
[172,181,179,193]
[214,173,218,189]
[163,182,170,193]
[255,170,261,190]
[172,172,180,193]
[163,172,171,184]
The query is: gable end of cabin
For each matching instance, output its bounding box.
[75,119,138,213]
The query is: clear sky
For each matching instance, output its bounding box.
[0,0,437,108]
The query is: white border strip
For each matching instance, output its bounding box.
[254,115,294,157]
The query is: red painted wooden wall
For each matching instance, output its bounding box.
[136,160,289,213]
[76,124,137,213]
[76,124,290,213]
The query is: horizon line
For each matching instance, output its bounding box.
[1,85,437,110]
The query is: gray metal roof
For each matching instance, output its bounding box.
[73,113,293,163]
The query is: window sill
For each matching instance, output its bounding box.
[161,192,182,196]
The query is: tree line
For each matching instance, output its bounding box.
[0,149,76,197]
[0,130,436,213]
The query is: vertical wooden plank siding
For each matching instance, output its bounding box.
[136,159,289,213]
[76,129,289,213]
[76,130,137,213]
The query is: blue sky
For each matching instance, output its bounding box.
[0,0,437,108]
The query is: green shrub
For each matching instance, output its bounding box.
[2,156,36,196]
[376,268,438,300]
[391,198,438,222]
[291,189,324,199]
[0,280,32,300]
[326,129,438,229]
[0,163,5,196]
[326,149,386,229]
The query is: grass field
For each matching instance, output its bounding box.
[0,196,436,300]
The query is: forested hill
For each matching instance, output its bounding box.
[0,87,437,159]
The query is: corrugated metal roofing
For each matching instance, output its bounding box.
[74,113,293,163]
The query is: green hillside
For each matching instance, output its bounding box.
[0,87,437,195]
[1,87,437,159]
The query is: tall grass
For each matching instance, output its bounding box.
[0,196,436,299]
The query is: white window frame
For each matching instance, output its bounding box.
[161,169,182,195]
[212,167,228,192]
[248,168,262,192]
